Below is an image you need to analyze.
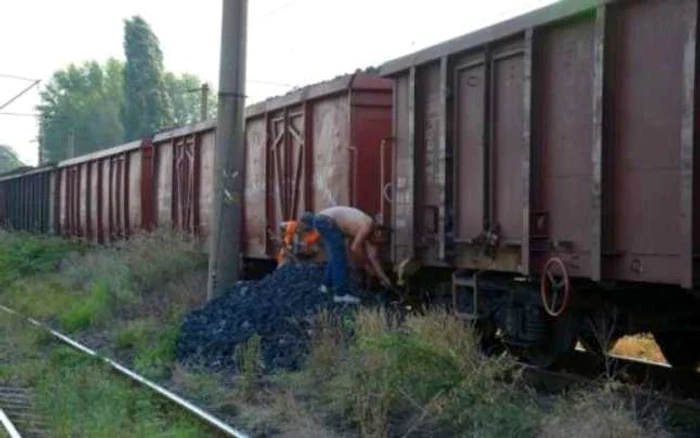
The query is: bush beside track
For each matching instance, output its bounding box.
[0,229,687,437]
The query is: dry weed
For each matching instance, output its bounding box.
[307,311,346,380]
[540,388,670,438]
[302,308,538,438]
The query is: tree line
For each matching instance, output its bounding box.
[0,145,24,174]
[37,16,216,163]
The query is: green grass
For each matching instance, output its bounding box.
[115,318,181,379]
[58,280,113,332]
[0,228,207,334]
[0,231,85,285]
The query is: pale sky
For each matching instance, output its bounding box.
[0,0,556,166]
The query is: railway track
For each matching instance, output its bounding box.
[521,349,700,431]
[0,334,48,438]
[0,305,250,438]
[0,388,45,438]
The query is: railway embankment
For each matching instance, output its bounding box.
[0,229,691,437]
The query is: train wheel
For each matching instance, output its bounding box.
[653,331,700,370]
[520,312,580,369]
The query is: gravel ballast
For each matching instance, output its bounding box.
[175,263,366,373]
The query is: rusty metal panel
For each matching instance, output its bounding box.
[680,0,698,289]
[48,171,55,234]
[312,98,351,210]
[171,134,201,234]
[124,152,132,237]
[521,29,534,275]
[244,116,268,258]
[491,44,525,243]
[392,72,414,263]
[267,107,307,229]
[102,159,111,241]
[438,57,448,261]
[156,141,173,228]
[350,91,393,221]
[79,163,87,237]
[97,160,104,243]
[113,157,122,239]
[605,0,688,284]
[140,140,155,231]
[288,110,305,219]
[415,62,443,263]
[537,16,596,278]
[86,161,92,239]
[108,158,114,240]
[55,169,63,235]
[591,5,607,282]
[127,151,139,236]
[454,54,486,242]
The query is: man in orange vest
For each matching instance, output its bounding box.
[276,218,322,267]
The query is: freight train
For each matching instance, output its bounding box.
[2,0,700,369]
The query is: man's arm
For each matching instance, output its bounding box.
[365,242,392,287]
[350,221,373,255]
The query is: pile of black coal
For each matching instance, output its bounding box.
[175,262,368,373]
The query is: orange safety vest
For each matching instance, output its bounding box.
[276,221,321,263]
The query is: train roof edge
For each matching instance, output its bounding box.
[379,0,603,76]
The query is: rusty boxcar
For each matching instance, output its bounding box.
[243,72,393,258]
[381,0,700,368]
[0,71,393,265]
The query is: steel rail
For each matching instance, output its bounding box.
[0,304,250,438]
[0,407,22,438]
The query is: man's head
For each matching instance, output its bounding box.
[299,211,315,231]
[369,224,391,246]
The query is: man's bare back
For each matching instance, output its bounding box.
[317,206,392,287]
[317,206,372,238]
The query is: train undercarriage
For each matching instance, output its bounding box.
[406,265,700,371]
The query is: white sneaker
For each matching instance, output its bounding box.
[333,294,361,304]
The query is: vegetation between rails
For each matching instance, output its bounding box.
[0,312,216,438]
[0,229,680,437]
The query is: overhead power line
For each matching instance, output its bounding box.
[0,112,40,117]
[0,80,41,112]
[263,0,298,18]
[0,73,39,82]
[248,79,296,87]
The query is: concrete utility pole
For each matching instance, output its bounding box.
[201,83,209,122]
[36,139,43,165]
[67,130,75,159]
[207,0,248,299]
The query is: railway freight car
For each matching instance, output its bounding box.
[0,72,393,264]
[381,0,700,368]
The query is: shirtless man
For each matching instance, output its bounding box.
[301,207,392,303]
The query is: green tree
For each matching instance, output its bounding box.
[165,73,217,125]
[122,16,173,140]
[0,145,24,174]
[37,59,125,162]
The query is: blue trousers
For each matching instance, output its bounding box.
[312,214,349,295]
